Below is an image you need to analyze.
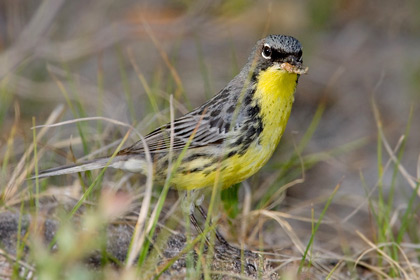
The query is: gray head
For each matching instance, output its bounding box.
[246,34,306,75]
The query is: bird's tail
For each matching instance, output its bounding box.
[33,156,124,179]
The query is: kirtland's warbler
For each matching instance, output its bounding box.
[36,35,308,191]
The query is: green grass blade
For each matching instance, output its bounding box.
[298,182,340,273]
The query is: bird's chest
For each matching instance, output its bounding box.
[252,68,298,154]
[233,97,292,175]
[257,93,294,153]
[217,71,297,186]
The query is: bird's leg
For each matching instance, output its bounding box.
[182,190,228,245]
[189,210,211,244]
[195,204,228,245]
[182,190,209,243]
[181,190,200,222]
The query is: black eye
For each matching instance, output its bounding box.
[262,44,272,59]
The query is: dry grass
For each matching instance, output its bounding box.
[1,0,420,279]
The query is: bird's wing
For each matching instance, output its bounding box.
[117,108,232,155]
[118,74,249,156]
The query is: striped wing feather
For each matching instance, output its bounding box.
[118,112,227,155]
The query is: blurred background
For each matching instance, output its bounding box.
[1,0,420,257]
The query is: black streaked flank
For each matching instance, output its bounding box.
[237,118,263,155]
[186,161,215,174]
[243,93,253,106]
[246,126,256,138]
[256,124,263,135]
[234,136,244,146]
[189,167,202,173]
[184,153,212,162]
[247,105,260,118]
[203,167,216,176]
[227,151,237,158]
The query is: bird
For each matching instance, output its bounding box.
[36,34,307,193]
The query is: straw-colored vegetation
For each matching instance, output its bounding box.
[1,0,420,279]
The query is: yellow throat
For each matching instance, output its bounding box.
[255,65,298,151]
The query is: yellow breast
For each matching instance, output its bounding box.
[172,66,299,190]
[218,67,298,187]
[255,66,298,150]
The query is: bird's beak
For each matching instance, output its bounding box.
[280,61,308,75]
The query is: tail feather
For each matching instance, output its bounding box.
[33,157,117,179]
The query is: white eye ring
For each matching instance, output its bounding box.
[262,43,272,59]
